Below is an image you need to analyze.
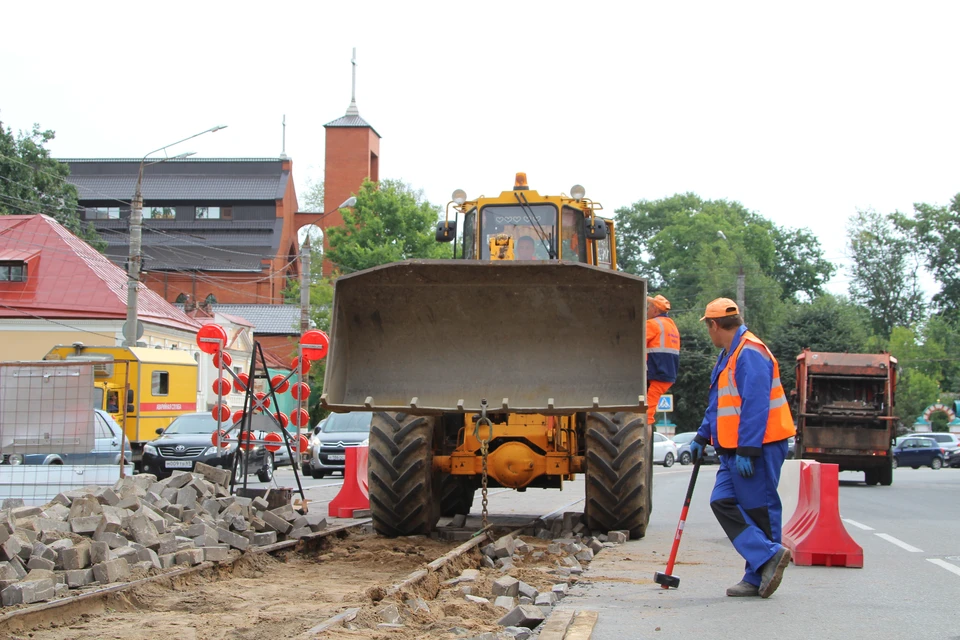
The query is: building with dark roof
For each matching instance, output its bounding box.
[62,157,300,306]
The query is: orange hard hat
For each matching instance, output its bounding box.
[700,297,740,321]
[647,295,671,312]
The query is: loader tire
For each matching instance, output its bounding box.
[438,472,476,517]
[368,412,439,537]
[584,411,651,539]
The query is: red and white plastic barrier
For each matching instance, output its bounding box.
[782,461,863,568]
[328,445,370,519]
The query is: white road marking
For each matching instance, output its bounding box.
[541,498,586,519]
[842,519,875,531]
[655,467,718,476]
[876,533,923,553]
[927,559,960,577]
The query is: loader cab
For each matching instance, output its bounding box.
[450,174,613,267]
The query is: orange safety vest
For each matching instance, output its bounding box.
[716,331,796,449]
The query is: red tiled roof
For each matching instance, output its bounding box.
[0,215,201,333]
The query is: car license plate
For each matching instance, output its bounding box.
[165,460,193,469]
[326,455,345,461]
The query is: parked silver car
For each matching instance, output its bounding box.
[2,410,132,466]
[670,431,719,465]
[303,412,372,479]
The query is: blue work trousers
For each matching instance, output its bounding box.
[709,440,788,586]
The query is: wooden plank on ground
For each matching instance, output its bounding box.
[538,609,576,640]
[301,607,360,637]
[565,610,599,639]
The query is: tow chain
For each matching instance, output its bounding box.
[474,399,493,530]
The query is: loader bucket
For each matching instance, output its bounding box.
[320,260,648,415]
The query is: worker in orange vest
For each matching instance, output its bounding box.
[689,298,796,599]
[646,295,680,426]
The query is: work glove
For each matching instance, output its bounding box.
[735,455,754,478]
[689,441,704,463]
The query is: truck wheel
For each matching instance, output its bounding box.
[369,412,438,537]
[879,458,893,486]
[864,469,879,485]
[584,412,651,539]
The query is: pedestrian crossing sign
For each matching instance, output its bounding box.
[657,395,674,412]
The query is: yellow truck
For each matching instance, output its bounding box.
[44,343,199,464]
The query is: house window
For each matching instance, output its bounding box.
[222,207,233,220]
[0,262,27,282]
[85,207,120,220]
[144,206,176,220]
[151,371,169,396]
[196,206,221,219]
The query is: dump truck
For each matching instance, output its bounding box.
[321,173,652,538]
[793,350,897,485]
[44,343,199,464]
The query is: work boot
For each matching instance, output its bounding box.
[725,580,759,597]
[759,546,792,598]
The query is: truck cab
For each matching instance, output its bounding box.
[45,344,199,463]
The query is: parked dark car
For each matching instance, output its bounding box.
[141,412,273,482]
[670,431,719,465]
[948,448,960,468]
[304,411,372,479]
[892,436,945,470]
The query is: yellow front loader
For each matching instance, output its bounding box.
[321,174,651,537]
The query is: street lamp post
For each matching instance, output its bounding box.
[124,125,227,347]
[717,230,745,319]
[298,196,358,333]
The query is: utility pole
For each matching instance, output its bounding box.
[300,236,311,333]
[123,188,143,346]
[123,125,227,347]
[736,265,746,321]
[717,230,746,320]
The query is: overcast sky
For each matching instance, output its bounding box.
[2,1,957,297]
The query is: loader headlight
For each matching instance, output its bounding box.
[452,189,467,205]
[570,184,586,201]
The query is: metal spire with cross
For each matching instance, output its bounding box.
[346,47,360,116]
[280,114,288,159]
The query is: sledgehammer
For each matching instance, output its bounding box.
[654,455,703,589]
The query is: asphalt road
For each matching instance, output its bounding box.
[557,464,960,640]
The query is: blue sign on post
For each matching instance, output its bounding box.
[657,394,674,412]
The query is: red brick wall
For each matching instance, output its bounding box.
[316,126,381,274]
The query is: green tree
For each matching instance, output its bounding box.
[905,193,960,318]
[847,209,925,338]
[895,368,940,431]
[767,295,871,393]
[299,178,324,212]
[668,312,719,433]
[326,179,448,273]
[0,119,103,250]
[615,193,834,305]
